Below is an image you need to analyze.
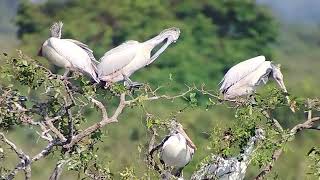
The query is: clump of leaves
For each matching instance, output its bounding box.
[119,167,139,180]
[0,87,28,129]
[67,145,113,179]
[306,147,320,177]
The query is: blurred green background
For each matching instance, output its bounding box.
[0,0,320,179]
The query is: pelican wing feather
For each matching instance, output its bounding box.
[65,39,99,64]
[219,55,266,93]
[48,38,99,82]
[97,40,140,77]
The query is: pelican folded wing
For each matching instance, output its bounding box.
[220,55,266,93]
[97,41,140,77]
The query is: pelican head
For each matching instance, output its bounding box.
[169,120,196,150]
[149,27,180,62]
[50,21,63,39]
[159,27,180,43]
[38,21,63,57]
[271,64,295,112]
[271,64,287,92]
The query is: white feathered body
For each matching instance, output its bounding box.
[97,41,153,83]
[160,133,194,168]
[220,56,273,99]
[41,37,98,81]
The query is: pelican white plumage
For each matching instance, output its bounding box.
[150,121,196,178]
[97,27,180,88]
[219,55,294,111]
[38,22,99,82]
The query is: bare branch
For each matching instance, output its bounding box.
[44,116,67,142]
[31,141,56,162]
[111,93,127,120]
[63,93,126,149]
[195,83,222,100]
[126,86,194,105]
[146,127,163,175]
[91,97,108,119]
[0,133,31,180]
[261,110,284,132]
[0,133,26,159]
[255,148,283,180]
[49,159,71,180]
[290,117,320,135]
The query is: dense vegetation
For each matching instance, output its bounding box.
[0,0,319,179]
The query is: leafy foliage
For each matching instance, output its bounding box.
[307,147,320,177]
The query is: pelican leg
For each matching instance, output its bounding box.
[123,74,143,89]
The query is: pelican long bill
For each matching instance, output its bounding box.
[176,126,197,150]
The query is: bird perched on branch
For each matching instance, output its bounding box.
[149,120,196,179]
[219,55,295,112]
[38,21,99,83]
[97,27,180,89]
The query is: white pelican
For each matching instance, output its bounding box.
[219,55,294,111]
[38,22,99,82]
[97,27,180,88]
[150,121,196,178]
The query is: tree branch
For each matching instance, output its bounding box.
[261,110,284,132]
[63,93,126,149]
[44,116,67,142]
[49,159,71,180]
[0,133,31,180]
[31,140,57,162]
[255,148,283,180]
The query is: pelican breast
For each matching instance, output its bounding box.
[42,38,71,68]
[161,133,194,168]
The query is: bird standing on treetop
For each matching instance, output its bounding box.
[38,21,100,83]
[97,27,180,89]
[219,55,295,112]
[149,120,196,178]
